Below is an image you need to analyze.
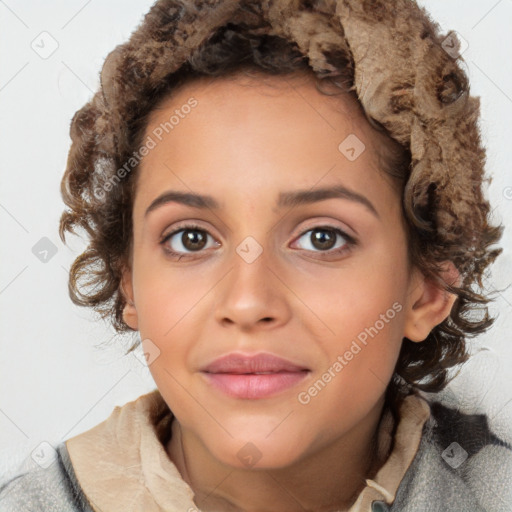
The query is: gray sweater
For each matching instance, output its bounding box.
[1,400,511,512]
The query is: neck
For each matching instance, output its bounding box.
[166,395,387,512]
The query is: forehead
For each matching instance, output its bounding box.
[133,71,401,218]
[147,70,366,133]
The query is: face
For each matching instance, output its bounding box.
[121,72,440,470]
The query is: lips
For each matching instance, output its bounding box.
[200,353,310,399]
[202,353,309,374]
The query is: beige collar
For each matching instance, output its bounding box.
[66,389,430,512]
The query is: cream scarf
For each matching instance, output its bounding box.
[65,389,430,512]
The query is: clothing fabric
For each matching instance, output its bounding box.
[1,388,511,512]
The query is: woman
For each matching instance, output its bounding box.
[1,0,510,510]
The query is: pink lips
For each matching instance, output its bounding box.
[201,353,310,399]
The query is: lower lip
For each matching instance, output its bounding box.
[202,371,309,399]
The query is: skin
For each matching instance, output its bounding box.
[121,71,458,512]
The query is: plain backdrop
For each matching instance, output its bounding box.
[1,0,511,476]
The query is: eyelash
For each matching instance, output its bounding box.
[159,222,357,261]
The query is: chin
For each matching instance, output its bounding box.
[203,428,308,470]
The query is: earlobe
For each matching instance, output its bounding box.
[403,261,460,343]
[120,267,139,330]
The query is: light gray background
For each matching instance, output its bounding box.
[1,0,511,476]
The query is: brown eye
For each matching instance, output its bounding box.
[181,229,208,251]
[160,225,218,256]
[309,228,337,250]
[294,226,355,255]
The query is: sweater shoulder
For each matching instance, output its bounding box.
[392,396,512,512]
[0,443,93,512]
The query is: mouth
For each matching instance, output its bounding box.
[200,352,310,399]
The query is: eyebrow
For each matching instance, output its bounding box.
[144,185,379,219]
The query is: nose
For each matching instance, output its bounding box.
[214,249,292,332]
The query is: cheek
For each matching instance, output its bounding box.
[297,310,405,439]
[132,243,209,338]
[132,259,215,388]
[305,255,406,338]
[301,249,407,404]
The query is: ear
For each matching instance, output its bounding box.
[120,265,139,330]
[403,261,460,343]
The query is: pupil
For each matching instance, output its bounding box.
[312,229,335,250]
[183,230,206,251]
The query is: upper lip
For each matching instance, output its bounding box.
[201,353,310,374]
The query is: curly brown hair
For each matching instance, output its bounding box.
[59,0,504,398]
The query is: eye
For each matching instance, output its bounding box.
[159,223,356,261]
[160,224,219,258]
[292,226,355,257]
